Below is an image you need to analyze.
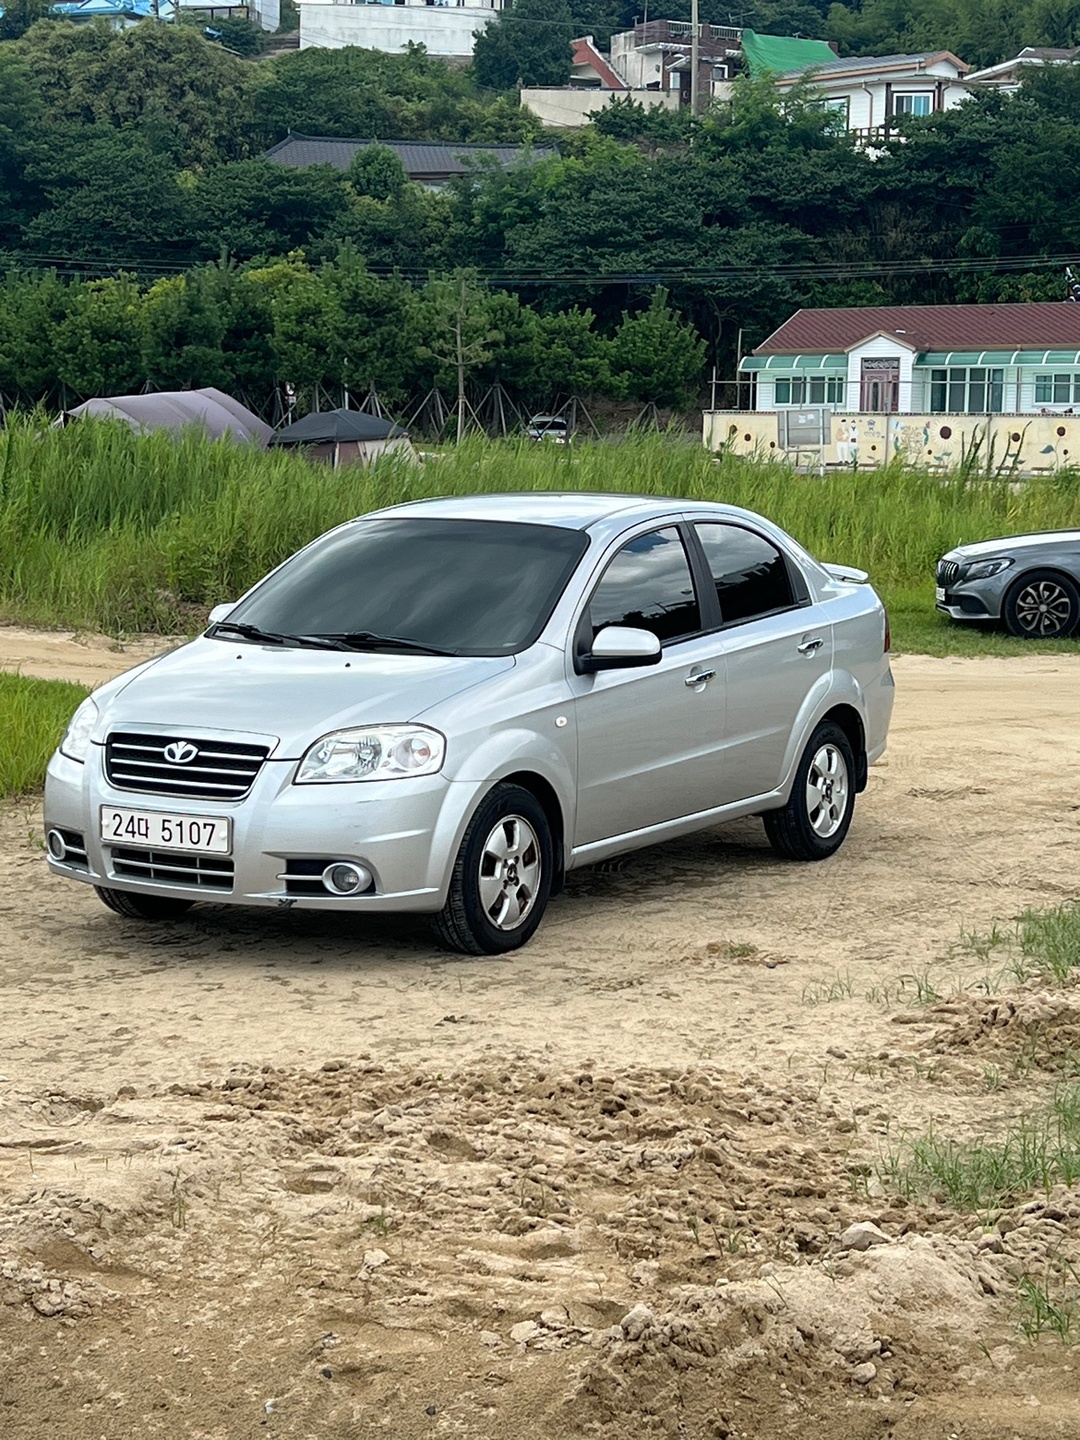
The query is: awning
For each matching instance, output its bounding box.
[919,350,1080,366]
[739,353,847,372]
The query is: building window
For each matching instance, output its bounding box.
[1034,374,1080,405]
[893,92,933,117]
[929,367,1004,413]
[820,96,850,124]
[774,376,845,406]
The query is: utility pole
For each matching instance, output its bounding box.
[455,276,466,444]
[690,0,700,116]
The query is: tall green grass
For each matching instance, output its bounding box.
[5,417,1080,645]
[0,673,89,797]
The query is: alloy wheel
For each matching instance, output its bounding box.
[477,814,542,931]
[806,744,849,839]
[1014,580,1074,637]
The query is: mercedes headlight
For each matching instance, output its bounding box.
[295,725,446,784]
[59,696,100,763]
[964,558,1013,580]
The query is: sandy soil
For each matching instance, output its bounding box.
[3,633,1080,1438]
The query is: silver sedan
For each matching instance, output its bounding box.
[45,494,894,953]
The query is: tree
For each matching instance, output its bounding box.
[473,0,575,90]
[347,144,408,202]
[0,52,44,244]
[0,0,52,42]
[419,273,503,440]
[190,160,351,261]
[610,290,706,408]
[54,275,144,396]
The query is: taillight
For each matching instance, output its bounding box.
[883,608,891,653]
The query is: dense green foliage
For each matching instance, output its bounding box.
[474,0,574,89]
[0,672,89,797]
[5,420,1080,658]
[0,258,706,407]
[1,20,1079,403]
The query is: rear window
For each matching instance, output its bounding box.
[228,518,589,656]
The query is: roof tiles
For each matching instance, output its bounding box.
[754,303,1080,355]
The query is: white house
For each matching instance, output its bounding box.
[966,46,1080,92]
[704,302,1080,472]
[294,0,504,59]
[771,50,970,137]
[520,34,683,128]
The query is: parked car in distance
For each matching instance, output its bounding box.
[45,494,894,954]
[525,414,571,444]
[936,531,1080,638]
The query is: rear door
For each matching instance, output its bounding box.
[692,522,833,805]
[569,525,729,847]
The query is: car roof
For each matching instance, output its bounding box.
[365,491,745,530]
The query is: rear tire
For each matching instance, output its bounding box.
[95,886,195,921]
[432,784,553,955]
[764,721,856,862]
[1003,569,1080,639]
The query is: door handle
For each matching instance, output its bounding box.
[684,668,717,687]
[797,637,825,656]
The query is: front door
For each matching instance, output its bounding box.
[570,526,728,848]
[860,358,900,413]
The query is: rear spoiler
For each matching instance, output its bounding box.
[823,562,870,584]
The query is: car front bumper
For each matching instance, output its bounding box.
[43,747,482,913]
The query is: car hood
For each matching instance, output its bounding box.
[945,530,1080,561]
[94,638,514,756]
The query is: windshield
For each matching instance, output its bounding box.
[220,518,590,656]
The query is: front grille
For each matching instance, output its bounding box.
[282,859,331,897]
[110,846,234,890]
[937,559,961,585]
[105,732,269,801]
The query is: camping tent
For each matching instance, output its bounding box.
[269,409,416,467]
[62,388,272,446]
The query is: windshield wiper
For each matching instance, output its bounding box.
[208,621,329,650]
[308,631,459,657]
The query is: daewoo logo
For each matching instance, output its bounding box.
[163,741,200,766]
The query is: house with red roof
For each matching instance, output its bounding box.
[707,301,1080,471]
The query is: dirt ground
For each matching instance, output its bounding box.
[3,631,1080,1439]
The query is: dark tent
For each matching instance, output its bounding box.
[63,387,272,446]
[269,409,416,467]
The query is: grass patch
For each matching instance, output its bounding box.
[0,673,89,798]
[953,902,1080,985]
[3,418,1080,654]
[878,1085,1080,1213]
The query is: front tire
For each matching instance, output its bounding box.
[95,887,195,921]
[432,784,553,955]
[764,722,855,862]
[1003,570,1080,639]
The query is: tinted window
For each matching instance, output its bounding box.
[696,523,795,623]
[228,518,588,656]
[589,528,700,643]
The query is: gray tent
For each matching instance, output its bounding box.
[269,409,416,467]
[63,388,272,446]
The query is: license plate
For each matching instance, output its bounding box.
[100,806,231,855]
[935,586,946,604]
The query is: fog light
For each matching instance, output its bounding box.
[322,862,371,896]
[46,829,67,860]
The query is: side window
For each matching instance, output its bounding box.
[589,527,701,644]
[695,523,796,624]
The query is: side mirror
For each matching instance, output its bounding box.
[581,625,662,673]
[207,602,235,626]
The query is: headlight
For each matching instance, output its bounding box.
[964,558,1013,581]
[59,697,100,763]
[295,725,446,784]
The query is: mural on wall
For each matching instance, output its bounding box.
[706,413,1080,474]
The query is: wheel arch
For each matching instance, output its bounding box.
[499,770,567,894]
[822,703,867,791]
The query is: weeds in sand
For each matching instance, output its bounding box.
[896,970,943,1006]
[1017,1265,1080,1344]
[983,1066,1003,1092]
[169,1174,188,1229]
[801,973,855,1006]
[953,902,1080,986]
[880,1084,1080,1213]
